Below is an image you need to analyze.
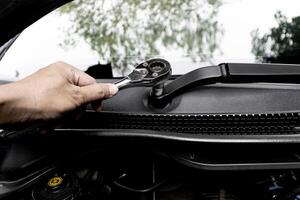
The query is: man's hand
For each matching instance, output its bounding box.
[0,62,118,124]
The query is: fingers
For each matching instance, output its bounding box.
[70,67,96,87]
[79,83,118,104]
[53,61,96,86]
[91,100,102,112]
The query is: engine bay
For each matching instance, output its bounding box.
[2,60,300,200]
[3,139,300,200]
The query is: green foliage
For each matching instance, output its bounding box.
[59,0,222,73]
[251,11,300,61]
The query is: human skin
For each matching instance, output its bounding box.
[0,61,118,125]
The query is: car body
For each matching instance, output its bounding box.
[1,1,300,200]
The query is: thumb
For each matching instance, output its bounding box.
[79,83,118,103]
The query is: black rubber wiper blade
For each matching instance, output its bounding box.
[223,63,300,83]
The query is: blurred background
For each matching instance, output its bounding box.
[0,0,300,79]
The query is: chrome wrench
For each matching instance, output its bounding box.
[114,58,172,89]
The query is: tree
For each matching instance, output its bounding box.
[59,0,223,74]
[251,11,300,63]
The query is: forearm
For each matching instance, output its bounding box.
[0,82,41,125]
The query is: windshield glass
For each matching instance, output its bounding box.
[0,0,300,79]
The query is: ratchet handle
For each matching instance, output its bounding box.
[114,78,131,89]
[114,58,172,89]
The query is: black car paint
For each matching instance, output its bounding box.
[2,1,300,200]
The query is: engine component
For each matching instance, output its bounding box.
[199,190,239,200]
[31,172,81,200]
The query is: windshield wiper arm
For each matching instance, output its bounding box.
[151,63,300,106]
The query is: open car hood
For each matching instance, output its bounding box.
[0,0,71,47]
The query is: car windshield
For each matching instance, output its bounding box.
[0,0,300,79]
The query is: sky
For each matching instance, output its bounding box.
[0,0,300,79]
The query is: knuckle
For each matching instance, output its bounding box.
[50,61,69,71]
[98,85,111,98]
[72,87,86,105]
[97,89,105,98]
[53,61,67,67]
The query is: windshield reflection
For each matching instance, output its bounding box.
[1,0,300,79]
[252,11,300,64]
[59,0,223,74]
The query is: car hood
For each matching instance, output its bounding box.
[0,0,71,47]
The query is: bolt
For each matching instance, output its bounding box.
[143,62,148,67]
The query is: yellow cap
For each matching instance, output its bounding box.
[47,176,63,187]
